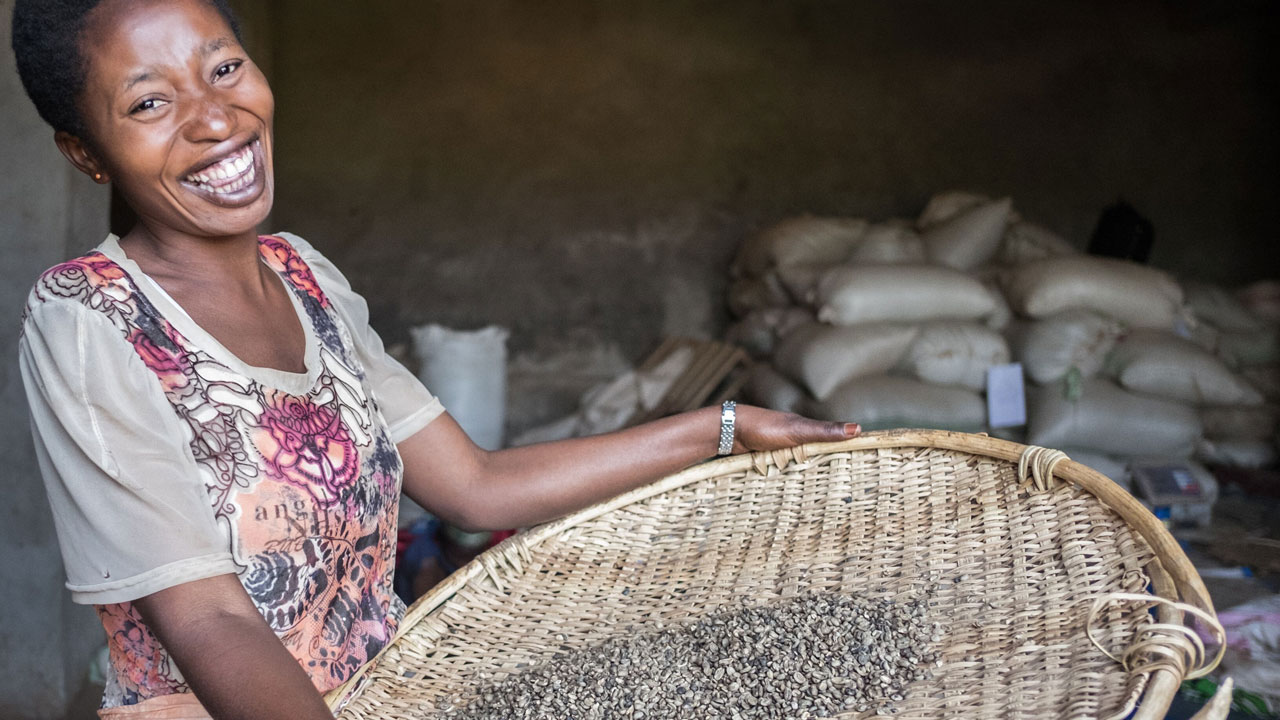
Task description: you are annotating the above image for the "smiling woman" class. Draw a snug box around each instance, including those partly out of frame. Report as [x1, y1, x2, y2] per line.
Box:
[10, 1, 858, 719]
[58, 0, 275, 240]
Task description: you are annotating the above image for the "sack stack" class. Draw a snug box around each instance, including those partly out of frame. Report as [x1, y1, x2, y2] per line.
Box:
[726, 190, 1277, 477]
[999, 254, 1206, 469]
[733, 194, 1016, 432]
[1182, 282, 1280, 468]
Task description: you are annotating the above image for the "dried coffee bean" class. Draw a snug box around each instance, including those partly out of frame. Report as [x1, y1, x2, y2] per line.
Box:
[437, 592, 940, 720]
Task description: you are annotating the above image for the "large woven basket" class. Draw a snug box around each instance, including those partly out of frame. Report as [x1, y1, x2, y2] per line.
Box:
[326, 430, 1226, 719]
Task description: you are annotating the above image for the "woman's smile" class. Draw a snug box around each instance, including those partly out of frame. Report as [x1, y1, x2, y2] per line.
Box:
[180, 137, 268, 207]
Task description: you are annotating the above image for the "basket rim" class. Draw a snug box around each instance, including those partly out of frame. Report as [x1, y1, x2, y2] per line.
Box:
[326, 428, 1217, 719]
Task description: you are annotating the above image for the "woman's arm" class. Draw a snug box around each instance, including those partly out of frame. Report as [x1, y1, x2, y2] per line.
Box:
[134, 574, 336, 720]
[398, 405, 858, 531]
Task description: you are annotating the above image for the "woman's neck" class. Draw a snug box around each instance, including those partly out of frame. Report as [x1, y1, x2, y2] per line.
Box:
[119, 223, 267, 293]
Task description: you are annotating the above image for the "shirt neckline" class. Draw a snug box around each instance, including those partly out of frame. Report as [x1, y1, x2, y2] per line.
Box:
[96, 233, 322, 394]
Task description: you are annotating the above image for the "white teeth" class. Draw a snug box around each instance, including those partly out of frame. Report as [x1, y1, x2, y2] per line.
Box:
[206, 162, 256, 194]
[185, 144, 256, 188]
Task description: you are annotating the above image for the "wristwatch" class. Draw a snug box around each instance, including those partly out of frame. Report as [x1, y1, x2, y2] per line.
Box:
[717, 400, 737, 456]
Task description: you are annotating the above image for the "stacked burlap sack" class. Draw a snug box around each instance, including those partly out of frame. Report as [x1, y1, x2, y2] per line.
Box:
[1181, 281, 1280, 468]
[1001, 252, 1279, 472]
[728, 190, 1278, 479]
[731, 191, 1022, 433]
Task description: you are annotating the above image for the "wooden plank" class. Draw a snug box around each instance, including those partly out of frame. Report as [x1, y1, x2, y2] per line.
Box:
[626, 338, 752, 426]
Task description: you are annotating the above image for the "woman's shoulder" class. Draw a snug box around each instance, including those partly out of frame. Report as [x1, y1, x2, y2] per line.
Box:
[260, 231, 356, 297]
[23, 244, 137, 328]
[19, 250, 145, 378]
[29, 248, 129, 302]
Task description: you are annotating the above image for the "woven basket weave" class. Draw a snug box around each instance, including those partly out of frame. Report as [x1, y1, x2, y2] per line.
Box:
[326, 430, 1224, 719]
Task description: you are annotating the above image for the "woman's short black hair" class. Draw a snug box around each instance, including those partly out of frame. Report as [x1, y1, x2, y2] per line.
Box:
[11, 0, 242, 138]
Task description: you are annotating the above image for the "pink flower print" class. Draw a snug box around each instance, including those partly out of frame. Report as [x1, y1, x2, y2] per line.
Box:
[259, 236, 329, 307]
[37, 253, 124, 300]
[252, 390, 359, 506]
[97, 604, 186, 698]
[127, 328, 190, 392]
[80, 253, 128, 284]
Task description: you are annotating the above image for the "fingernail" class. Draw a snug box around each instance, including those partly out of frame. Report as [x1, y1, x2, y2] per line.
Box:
[844, 423, 861, 436]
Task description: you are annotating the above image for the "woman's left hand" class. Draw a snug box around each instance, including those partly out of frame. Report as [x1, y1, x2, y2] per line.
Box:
[731, 404, 861, 454]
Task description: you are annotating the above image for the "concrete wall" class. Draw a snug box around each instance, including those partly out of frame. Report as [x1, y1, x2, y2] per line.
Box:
[0, 1, 112, 716]
[265, 0, 1278, 401]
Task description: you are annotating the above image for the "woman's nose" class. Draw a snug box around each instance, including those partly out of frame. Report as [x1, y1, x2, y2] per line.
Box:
[181, 93, 236, 143]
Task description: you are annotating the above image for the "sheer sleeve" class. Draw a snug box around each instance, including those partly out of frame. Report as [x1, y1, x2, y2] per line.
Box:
[19, 299, 237, 604]
[277, 232, 445, 443]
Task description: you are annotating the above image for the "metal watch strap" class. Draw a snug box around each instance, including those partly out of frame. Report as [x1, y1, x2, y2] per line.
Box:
[717, 400, 737, 456]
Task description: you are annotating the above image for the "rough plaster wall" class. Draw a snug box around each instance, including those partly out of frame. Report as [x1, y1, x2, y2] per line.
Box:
[0, 1, 112, 716]
[268, 0, 1278, 382]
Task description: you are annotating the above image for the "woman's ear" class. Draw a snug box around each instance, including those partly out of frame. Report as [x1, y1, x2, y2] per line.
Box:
[54, 131, 108, 184]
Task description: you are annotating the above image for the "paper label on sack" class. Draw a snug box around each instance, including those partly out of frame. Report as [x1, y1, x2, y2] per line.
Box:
[986, 363, 1027, 428]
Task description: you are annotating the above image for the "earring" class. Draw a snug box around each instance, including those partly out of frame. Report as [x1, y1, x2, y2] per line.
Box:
[93, 173, 103, 182]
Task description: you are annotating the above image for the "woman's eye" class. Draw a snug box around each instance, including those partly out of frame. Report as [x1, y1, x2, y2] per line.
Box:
[130, 98, 165, 114]
[215, 61, 243, 80]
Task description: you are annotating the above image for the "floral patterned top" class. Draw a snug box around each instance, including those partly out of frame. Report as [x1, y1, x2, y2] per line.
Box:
[19, 233, 443, 713]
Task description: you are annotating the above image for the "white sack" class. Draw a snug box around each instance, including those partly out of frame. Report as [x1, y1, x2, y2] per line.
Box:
[1108, 330, 1264, 406]
[733, 216, 867, 277]
[725, 307, 813, 358]
[917, 190, 1015, 230]
[1027, 379, 1201, 458]
[742, 364, 808, 414]
[1185, 282, 1265, 332]
[1201, 405, 1279, 441]
[897, 322, 1010, 391]
[1196, 439, 1278, 469]
[815, 264, 997, 326]
[921, 197, 1013, 270]
[1184, 320, 1220, 354]
[1009, 311, 1125, 385]
[727, 272, 791, 318]
[1217, 326, 1280, 368]
[1001, 256, 1184, 329]
[578, 347, 693, 436]
[774, 225, 926, 304]
[803, 375, 987, 432]
[509, 348, 693, 446]
[998, 222, 1077, 265]
[774, 264, 825, 305]
[412, 324, 509, 450]
[773, 323, 919, 400]
[983, 282, 1012, 330]
[849, 221, 927, 264]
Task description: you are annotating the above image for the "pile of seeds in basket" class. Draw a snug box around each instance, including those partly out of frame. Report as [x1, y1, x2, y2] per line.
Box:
[435, 593, 940, 719]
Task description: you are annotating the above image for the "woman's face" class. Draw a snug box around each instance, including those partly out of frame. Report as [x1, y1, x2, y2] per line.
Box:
[72, 0, 275, 240]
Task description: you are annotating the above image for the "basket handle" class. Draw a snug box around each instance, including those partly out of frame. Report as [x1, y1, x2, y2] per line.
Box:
[1087, 592, 1227, 720]
[1086, 592, 1226, 680]
[1017, 445, 1069, 493]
